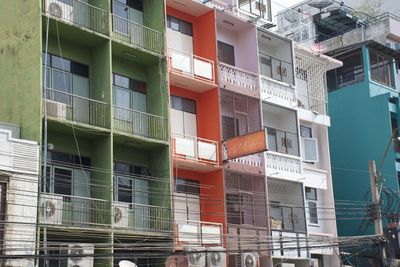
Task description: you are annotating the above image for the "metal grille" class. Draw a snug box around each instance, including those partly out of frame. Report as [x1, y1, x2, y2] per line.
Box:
[295, 50, 328, 115]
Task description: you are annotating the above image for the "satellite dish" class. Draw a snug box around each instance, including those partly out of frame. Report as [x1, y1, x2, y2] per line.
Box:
[310, 42, 327, 53]
[119, 260, 137, 267]
[307, 1, 334, 11]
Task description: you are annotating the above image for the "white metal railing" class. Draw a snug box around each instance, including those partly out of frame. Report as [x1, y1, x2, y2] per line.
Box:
[43, 0, 109, 35]
[168, 48, 215, 83]
[112, 14, 163, 55]
[112, 202, 172, 231]
[231, 153, 263, 167]
[113, 105, 167, 141]
[260, 76, 296, 105]
[175, 219, 223, 246]
[265, 151, 302, 174]
[219, 63, 258, 91]
[39, 193, 111, 227]
[172, 132, 218, 166]
[43, 88, 109, 128]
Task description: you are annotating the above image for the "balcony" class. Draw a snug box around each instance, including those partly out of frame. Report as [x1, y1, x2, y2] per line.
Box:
[265, 151, 301, 176]
[43, 88, 110, 129]
[113, 106, 168, 142]
[260, 76, 296, 107]
[269, 204, 306, 232]
[218, 63, 259, 98]
[175, 220, 223, 247]
[42, 0, 109, 35]
[172, 133, 219, 172]
[112, 202, 172, 232]
[271, 230, 308, 259]
[39, 193, 111, 228]
[112, 14, 164, 56]
[168, 48, 216, 92]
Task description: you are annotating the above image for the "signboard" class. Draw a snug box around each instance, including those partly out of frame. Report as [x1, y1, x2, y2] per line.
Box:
[222, 129, 268, 161]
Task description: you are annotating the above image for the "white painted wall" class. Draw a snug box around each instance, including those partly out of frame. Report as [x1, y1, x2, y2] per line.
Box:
[0, 130, 39, 267]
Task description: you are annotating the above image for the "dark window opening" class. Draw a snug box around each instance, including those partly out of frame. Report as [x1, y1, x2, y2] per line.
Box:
[171, 95, 196, 114]
[175, 178, 200, 195]
[327, 49, 364, 91]
[218, 41, 235, 66]
[369, 49, 395, 88]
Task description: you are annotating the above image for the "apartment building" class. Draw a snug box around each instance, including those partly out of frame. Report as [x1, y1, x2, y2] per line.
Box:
[0, 1, 171, 266]
[276, 1, 400, 266]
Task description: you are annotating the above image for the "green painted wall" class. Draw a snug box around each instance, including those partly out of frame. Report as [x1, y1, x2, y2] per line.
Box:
[113, 143, 150, 167]
[328, 47, 399, 236]
[143, 0, 166, 34]
[0, 0, 42, 142]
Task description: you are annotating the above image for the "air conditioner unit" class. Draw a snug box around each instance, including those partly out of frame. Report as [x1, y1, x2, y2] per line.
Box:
[46, 0, 73, 21]
[39, 194, 63, 225]
[113, 202, 131, 228]
[310, 259, 319, 267]
[276, 264, 295, 267]
[241, 253, 258, 267]
[67, 243, 94, 267]
[185, 246, 206, 267]
[45, 100, 68, 119]
[206, 247, 226, 267]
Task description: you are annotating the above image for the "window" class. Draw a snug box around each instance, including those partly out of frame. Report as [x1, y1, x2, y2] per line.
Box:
[221, 90, 261, 140]
[369, 49, 395, 88]
[171, 95, 197, 137]
[175, 178, 200, 195]
[327, 49, 364, 91]
[305, 187, 318, 225]
[42, 53, 89, 104]
[225, 171, 267, 227]
[263, 103, 299, 156]
[258, 31, 294, 85]
[174, 178, 200, 222]
[218, 41, 235, 66]
[300, 126, 318, 163]
[113, 162, 150, 204]
[42, 151, 91, 196]
[167, 16, 193, 36]
[113, 73, 147, 112]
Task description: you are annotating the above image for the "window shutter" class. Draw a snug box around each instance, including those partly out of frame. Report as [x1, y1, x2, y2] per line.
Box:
[302, 138, 318, 162]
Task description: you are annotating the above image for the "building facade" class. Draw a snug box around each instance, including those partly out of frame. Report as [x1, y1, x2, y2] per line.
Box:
[0, 0, 342, 266]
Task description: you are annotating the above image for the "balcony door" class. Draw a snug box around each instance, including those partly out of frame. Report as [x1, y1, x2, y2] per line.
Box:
[113, 0, 144, 33]
[174, 179, 200, 223]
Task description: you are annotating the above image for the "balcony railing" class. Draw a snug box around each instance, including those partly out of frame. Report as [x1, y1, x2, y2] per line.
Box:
[113, 106, 167, 141]
[112, 202, 172, 232]
[43, 88, 110, 128]
[218, 63, 258, 91]
[172, 132, 218, 166]
[231, 153, 263, 167]
[265, 151, 302, 175]
[43, 0, 109, 35]
[175, 220, 223, 246]
[270, 204, 306, 232]
[261, 76, 296, 106]
[39, 193, 111, 227]
[112, 14, 163, 55]
[168, 48, 215, 84]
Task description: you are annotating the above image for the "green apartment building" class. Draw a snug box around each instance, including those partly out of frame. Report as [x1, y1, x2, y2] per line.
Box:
[0, 0, 172, 266]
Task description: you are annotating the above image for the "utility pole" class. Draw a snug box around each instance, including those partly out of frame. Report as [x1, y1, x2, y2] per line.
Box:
[369, 160, 387, 266]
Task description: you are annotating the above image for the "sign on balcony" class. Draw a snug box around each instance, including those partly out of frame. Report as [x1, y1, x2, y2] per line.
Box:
[223, 129, 268, 161]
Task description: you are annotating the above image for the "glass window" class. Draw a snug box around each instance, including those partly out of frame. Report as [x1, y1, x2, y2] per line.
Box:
[175, 178, 199, 195]
[51, 55, 70, 72]
[167, 16, 193, 36]
[52, 69, 71, 93]
[369, 49, 395, 88]
[305, 187, 318, 224]
[218, 41, 235, 66]
[171, 95, 196, 114]
[300, 126, 312, 138]
[71, 62, 89, 78]
[53, 167, 72, 195]
[117, 176, 133, 203]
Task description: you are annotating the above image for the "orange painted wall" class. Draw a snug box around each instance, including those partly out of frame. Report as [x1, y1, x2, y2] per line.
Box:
[170, 86, 222, 164]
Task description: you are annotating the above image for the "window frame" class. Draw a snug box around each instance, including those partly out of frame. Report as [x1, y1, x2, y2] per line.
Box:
[305, 187, 319, 225]
[167, 15, 193, 37]
[369, 49, 395, 88]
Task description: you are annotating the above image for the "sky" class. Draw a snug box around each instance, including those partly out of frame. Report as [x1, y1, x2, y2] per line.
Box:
[272, 0, 304, 15]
